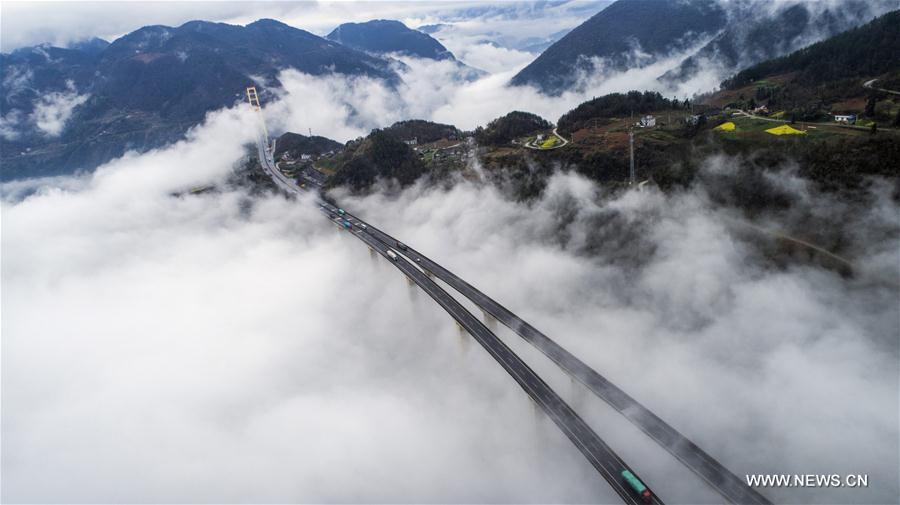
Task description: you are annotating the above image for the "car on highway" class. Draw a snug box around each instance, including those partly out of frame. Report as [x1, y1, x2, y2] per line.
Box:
[342, 220, 352, 229]
[396, 241, 408, 251]
[386, 250, 399, 261]
[337, 208, 346, 216]
[621, 470, 652, 504]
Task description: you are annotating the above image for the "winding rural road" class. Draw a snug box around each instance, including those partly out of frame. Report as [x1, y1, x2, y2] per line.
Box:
[864, 78, 900, 96]
[524, 128, 569, 150]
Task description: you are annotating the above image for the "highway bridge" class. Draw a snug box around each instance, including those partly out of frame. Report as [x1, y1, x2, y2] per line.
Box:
[326, 208, 663, 505]
[342, 216, 771, 505]
[246, 88, 770, 504]
[251, 122, 661, 504]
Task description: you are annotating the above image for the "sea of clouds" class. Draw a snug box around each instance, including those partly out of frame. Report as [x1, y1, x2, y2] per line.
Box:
[3, 70, 898, 503]
[2, 1, 899, 503]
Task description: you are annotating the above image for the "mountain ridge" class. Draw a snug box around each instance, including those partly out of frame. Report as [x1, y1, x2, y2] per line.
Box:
[327, 19, 455, 61]
[1, 18, 401, 181]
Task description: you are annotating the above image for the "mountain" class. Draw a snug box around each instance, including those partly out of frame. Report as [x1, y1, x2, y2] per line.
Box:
[510, 0, 727, 94]
[68, 37, 110, 55]
[474, 111, 551, 146]
[721, 10, 900, 91]
[662, 0, 891, 88]
[383, 119, 460, 144]
[0, 19, 400, 181]
[327, 129, 426, 191]
[274, 132, 343, 158]
[557, 91, 681, 135]
[327, 20, 455, 61]
[712, 10, 900, 123]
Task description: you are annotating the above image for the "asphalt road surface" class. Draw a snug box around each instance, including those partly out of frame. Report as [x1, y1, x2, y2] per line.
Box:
[331, 208, 771, 505]
[319, 204, 663, 505]
[253, 136, 757, 504]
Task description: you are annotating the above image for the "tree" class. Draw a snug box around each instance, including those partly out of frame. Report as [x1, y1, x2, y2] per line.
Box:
[870, 122, 877, 135]
[893, 109, 900, 127]
[865, 95, 878, 117]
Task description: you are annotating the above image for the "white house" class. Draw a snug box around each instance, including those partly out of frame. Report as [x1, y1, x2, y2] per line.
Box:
[639, 115, 656, 127]
[300, 154, 312, 161]
[834, 114, 856, 124]
[404, 137, 418, 146]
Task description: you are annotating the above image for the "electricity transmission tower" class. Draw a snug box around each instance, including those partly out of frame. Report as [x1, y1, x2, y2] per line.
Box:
[629, 128, 635, 185]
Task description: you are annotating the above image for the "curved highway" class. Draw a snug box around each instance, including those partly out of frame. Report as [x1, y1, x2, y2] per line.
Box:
[254, 135, 764, 504]
[256, 138, 662, 504]
[333, 210, 771, 505]
[320, 206, 663, 505]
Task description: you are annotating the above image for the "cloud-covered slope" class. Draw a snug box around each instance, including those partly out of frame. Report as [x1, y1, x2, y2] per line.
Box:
[327, 19, 456, 61]
[510, 0, 727, 95]
[0, 19, 399, 181]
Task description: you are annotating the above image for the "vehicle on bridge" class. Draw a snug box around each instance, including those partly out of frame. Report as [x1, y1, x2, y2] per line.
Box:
[342, 220, 352, 229]
[396, 241, 408, 251]
[386, 250, 399, 261]
[337, 208, 346, 216]
[621, 470, 652, 503]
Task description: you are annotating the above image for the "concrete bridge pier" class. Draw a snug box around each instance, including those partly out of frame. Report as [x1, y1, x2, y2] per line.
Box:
[482, 310, 497, 331]
[369, 247, 377, 260]
[570, 376, 586, 407]
[530, 397, 544, 424]
[406, 276, 418, 301]
[455, 321, 469, 353]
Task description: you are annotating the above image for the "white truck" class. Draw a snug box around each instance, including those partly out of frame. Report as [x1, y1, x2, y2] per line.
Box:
[386, 250, 399, 261]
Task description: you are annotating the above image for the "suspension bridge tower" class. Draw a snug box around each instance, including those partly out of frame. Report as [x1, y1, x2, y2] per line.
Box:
[245, 86, 272, 152]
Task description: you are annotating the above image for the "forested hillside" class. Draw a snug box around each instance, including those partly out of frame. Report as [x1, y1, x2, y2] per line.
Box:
[327, 129, 425, 191]
[274, 133, 343, 157]
[722, 10, 900, 90]
[474, 111, 551, 146]
[384, 119, 460, 144]
[557, 91, 682, 134]
[326, 19, 455, 60]
[510, 0, 726, 94]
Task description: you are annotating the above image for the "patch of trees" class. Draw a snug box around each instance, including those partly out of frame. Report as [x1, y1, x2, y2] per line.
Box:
[510, 0, 726, 94]
[798, 136, 900, 194]
[384, 119, 460, 144]
[722, 10, 900, 90]
[474, 111, 552, 146]
[327, 129, 425, 191]
[274, 132, 342, 157]
[556, 91, 682, 134]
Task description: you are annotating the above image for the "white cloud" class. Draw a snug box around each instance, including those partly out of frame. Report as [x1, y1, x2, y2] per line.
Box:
[0, 109, 24, 140]
[2, 64, 33, 97]
[262, 43, 714, 141]
[0, 108, 615, 504]
[30, 80, 90, 137]
[0, 1, 608, 52]
[2, 3, 898, 502]
[2, 93, 898, 502]
[447, 40, 536, 74]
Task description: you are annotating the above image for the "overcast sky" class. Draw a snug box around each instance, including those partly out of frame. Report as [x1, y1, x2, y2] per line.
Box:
[0, 0, 610, 52]
[2, 2, 898, 502]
